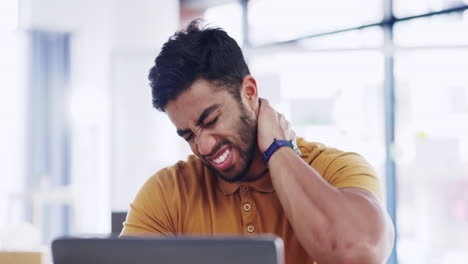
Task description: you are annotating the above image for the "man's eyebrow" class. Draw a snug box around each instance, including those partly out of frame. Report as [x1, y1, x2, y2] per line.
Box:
[176, 104, 221, 137]
[177, 128, 192, 137]
[196, 104, 221, 127]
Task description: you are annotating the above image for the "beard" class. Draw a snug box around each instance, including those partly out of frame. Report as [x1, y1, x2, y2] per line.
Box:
[202, 102, 257, 182]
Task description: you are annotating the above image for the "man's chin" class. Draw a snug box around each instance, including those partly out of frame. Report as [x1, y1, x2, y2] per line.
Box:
[204, 163, 246, 182]
[216, 170, 246, 182]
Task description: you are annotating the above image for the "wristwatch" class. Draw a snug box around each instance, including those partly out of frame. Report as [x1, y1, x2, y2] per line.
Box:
[263, 138, 294, 163]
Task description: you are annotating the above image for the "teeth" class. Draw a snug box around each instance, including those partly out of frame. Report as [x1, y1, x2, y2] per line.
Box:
[213, 149, 230, 164]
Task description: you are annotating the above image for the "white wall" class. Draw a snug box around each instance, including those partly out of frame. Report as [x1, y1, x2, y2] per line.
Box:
[109, 0, 183, 211]
[21, 0, 114, 234]
[21, 0, 181, 233]
[0, 27, 26, 229]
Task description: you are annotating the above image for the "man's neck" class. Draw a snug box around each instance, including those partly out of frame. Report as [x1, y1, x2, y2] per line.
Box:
[244, 149, 268, 182]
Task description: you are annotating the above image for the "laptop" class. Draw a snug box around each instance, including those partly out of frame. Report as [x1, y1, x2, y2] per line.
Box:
[52, 236, 284, 264]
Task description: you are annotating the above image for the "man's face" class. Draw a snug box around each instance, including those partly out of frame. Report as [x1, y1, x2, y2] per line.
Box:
[166, 78, 257, 182]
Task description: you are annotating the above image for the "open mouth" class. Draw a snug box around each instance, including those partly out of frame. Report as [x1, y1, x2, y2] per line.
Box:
[209, 146, 233, 171]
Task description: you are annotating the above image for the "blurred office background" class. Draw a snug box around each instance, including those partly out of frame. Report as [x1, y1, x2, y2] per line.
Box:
[1, 0, 467, 263]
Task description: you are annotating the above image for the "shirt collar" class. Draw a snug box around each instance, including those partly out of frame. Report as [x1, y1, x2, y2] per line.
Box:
[217, 170, 274, 195]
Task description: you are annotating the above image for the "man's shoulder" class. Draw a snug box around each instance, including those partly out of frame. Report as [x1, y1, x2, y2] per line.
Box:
[296, 137, 359, 170]
[149, 155, 211, 190]
[297, 137, 342, 162]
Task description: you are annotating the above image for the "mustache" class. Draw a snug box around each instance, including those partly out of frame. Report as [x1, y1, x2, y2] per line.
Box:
[203, 140, 232, 160]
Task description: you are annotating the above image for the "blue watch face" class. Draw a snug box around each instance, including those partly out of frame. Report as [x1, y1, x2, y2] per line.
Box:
[277, 140, 292, 147]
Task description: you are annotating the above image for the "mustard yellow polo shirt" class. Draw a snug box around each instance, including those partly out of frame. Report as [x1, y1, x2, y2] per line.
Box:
[121, 138, 382, 264]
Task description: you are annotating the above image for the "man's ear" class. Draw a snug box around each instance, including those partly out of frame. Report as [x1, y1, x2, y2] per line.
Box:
[240, 75, 259, 113]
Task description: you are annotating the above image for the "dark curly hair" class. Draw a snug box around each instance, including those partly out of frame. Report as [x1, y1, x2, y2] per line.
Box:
[149, 19, 250, 112]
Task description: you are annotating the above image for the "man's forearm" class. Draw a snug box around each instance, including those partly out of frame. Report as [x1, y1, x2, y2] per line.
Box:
[268, 147, 393, 264]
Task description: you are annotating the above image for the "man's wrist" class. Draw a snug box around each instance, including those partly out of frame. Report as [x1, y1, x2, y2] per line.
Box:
[267, 146, 295, 164]
[263, 138, 294, 163]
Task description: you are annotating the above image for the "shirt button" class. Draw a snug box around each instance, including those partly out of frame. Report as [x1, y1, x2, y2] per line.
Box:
[243, 203, 252, 212]
[241, 185, 250, 192]
[247, 225, 255, 233]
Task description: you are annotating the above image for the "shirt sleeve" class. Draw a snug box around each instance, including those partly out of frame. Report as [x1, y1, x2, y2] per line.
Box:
[120, 170, 176, 237]
[315, 149, 383, 201]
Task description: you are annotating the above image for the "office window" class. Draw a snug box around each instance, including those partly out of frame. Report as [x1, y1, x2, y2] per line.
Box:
[204, 2, 243, 45]
[25, 30, 72, 244]
[394, 0, 467, 18]
[298, 27, 383, 50]
[394, 12, 468, 47]
[394, 15, 468, 261]
[248, 0, 383, 46]
[247, 1, 468, 263]
[250, 49, 386, 193]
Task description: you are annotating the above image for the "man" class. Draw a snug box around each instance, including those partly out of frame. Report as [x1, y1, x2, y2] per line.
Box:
[121, 20, 394, 264]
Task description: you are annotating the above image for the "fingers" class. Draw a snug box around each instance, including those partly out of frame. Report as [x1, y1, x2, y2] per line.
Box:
[259, 97, 269, 104]
[278, 112, 296, 142]
[258, 98, 293, 137]
[257, 98, 268, 117]
[279, 113, 287, 129]
[258, 98, 271, 111]
[256, 97, 299, 153]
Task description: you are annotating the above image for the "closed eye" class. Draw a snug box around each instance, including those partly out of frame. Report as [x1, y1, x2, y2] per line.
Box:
[184, 133, 194, 141]
[182, 115, 219, 142]
[204, 116, 219, 128]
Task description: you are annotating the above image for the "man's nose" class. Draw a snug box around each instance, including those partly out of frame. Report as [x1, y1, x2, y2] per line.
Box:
[196, 133, 216, 156]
